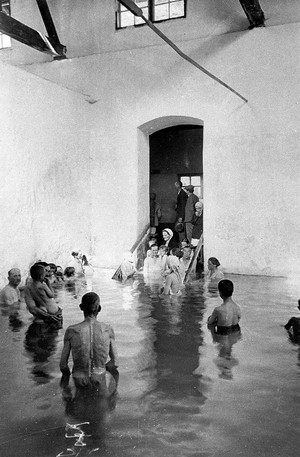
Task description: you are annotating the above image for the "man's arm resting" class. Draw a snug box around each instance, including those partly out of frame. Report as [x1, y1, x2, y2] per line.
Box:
[25, 287, 50, 317]
[207, 309, 218, 326]
[108, 328, 119, 368]
[284, 318, 293, 331]
[60, 336, 71, 376]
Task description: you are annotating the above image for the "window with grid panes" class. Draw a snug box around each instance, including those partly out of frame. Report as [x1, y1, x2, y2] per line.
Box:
[116, 0, 186, 29]
[180, 174, 203, 199]
[0, 0, 11, 49]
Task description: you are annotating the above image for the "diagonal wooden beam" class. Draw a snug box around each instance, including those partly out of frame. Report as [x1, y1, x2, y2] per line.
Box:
[119, 0, 248, 103]
[0, 11, 66, 58]
[35, 0, 65, 52]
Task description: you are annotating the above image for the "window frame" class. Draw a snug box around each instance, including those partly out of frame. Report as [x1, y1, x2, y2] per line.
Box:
[0, 0, 11, 50]
[179, 173, 203, 199]
[116, 0, 187, 30]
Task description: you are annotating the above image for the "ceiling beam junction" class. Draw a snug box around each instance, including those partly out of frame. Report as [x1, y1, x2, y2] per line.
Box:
[0, 3, 66, 59]
[35, 0, 66, 58]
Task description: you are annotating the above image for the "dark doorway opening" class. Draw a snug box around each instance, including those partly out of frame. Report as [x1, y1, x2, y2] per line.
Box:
[149, 124, 203, 244]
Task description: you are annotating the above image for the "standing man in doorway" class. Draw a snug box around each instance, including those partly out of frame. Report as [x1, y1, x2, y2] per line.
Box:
[184, 185, 199, 243]
[174, 181, 188, 242]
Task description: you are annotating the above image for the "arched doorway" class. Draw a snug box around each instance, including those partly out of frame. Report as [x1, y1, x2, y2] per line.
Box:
[138, 115, 203, 233]
[145, 122, 203, 246]
[149, 123, 203, 240]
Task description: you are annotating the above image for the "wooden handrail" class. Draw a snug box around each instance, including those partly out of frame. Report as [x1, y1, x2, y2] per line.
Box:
[112, 224, 150, 280]
[183, 234, 203, 283]
[129, 223, 150, 253]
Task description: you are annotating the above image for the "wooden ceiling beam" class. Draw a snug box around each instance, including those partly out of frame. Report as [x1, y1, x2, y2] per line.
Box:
[35, 0, 65, 53]
[0, 11, 66, 59]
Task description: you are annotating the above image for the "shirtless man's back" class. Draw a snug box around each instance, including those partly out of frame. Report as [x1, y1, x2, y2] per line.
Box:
[60, 292, 118, 390]
[207, 279, 241, 333]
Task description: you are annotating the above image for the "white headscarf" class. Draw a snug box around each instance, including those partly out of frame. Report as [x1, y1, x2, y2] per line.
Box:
[163, 228, 173, 246]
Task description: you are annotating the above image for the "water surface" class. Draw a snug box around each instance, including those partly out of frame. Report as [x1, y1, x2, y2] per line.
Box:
[0, 271, 299, 456]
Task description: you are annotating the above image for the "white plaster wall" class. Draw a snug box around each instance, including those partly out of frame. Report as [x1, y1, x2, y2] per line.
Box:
[0, 62, 91, 286]
[0, 2, 299, 276]
[1, 0, 300, 65]
[88, 22, 300, 275]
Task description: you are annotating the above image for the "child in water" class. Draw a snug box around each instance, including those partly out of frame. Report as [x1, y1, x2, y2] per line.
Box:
[161, 255, 183, 296]
[29, 264, 61, 315]
[284, 299, 300, 341]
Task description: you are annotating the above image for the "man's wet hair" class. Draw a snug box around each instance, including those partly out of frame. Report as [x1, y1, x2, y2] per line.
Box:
[159, 245, 168, 251]
[64, 267, 75, 277]
[36, 261, 48, 267]
[208, 257, 220, 267]
[80, 292, 101, 315]
[218, 279, 234, 298]
[171, 247, 183, 258]
[30, 264, 45, 281]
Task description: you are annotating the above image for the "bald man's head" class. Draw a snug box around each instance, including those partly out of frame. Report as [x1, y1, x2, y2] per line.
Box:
[8, 268, 21, 287]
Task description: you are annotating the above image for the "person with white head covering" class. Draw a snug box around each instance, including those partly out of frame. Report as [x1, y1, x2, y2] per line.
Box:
[162, 228, 177, 252]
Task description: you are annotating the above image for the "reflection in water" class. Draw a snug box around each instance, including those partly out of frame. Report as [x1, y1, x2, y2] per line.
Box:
[24, 320, 59, 384]
[209, 327, 242, 380]
[58, 371, 119, 455]
[286, 333, 300, 370]
[137, 276, 208, 418]
[1, 302, 24, 332]
[1, 272, 300, 457]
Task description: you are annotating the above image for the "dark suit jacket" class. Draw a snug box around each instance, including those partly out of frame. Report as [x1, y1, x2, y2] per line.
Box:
[176, 189, 188, 220]
[164, 238, 178, 253]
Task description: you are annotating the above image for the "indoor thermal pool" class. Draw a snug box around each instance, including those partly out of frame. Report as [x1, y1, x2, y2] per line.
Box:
[0, 270, 299, 457]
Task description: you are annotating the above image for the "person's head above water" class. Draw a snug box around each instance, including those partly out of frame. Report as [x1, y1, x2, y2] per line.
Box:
[8, 268, 21, 287]
[150, 244, 159, 257]
[208, 257, 220, 268]
[218, 279, 234, 298]
[64, 266, 75, 278]
[30, 264, 45, 282]
[79, 292, 101, 317]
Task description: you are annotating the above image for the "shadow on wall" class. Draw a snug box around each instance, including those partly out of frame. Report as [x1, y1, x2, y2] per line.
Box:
[202, 0, 251, 30]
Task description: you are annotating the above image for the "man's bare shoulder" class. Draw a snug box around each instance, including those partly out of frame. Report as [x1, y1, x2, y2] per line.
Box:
[96, 321, 114, 332]
[0, 285, 19, 305]
[231, 300, 241, 310]
[213, 304, 223, 313]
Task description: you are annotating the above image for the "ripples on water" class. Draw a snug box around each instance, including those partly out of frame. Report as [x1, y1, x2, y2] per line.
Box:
[0, 270, 299, 457]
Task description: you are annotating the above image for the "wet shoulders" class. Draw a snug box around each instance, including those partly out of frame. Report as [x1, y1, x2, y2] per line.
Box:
[96, 321, 114, 332]
[65, 321, 86, 333]
[231, 301, 241, 313]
